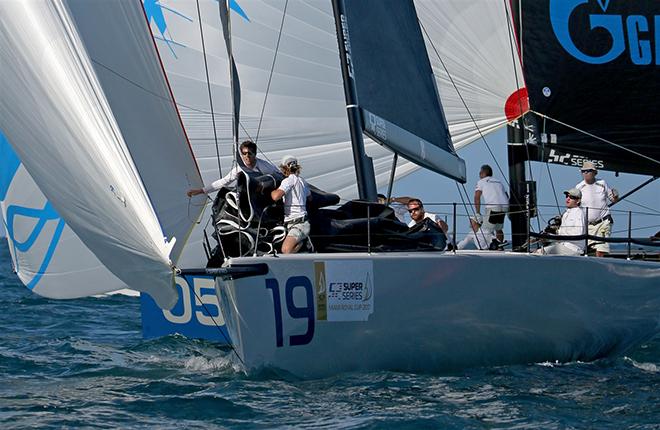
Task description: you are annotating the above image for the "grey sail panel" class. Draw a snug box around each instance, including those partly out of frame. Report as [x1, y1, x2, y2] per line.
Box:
[65, 0, 204, 263]
[341, 0, 466, 182]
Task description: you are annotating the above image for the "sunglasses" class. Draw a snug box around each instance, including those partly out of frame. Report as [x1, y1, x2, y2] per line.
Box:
[241, 151, 255, 156]
[565, 195, 579, 200]
[408, 207, 422, 213]
[581, 169, 595, 173]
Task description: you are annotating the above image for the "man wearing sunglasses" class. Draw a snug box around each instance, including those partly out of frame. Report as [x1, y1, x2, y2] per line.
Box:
[575, 161, 619, 257]
[186, 140, 279, 197]
[537, 188, 586, 255]
[406, 199, 448, 232]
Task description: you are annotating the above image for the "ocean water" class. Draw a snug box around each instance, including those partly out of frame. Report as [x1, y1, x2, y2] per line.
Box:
[1, 242, 659, 429]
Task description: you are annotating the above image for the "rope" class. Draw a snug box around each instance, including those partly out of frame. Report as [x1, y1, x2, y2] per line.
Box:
[254, 0, 289, 146]
[196, 0, 222, 177]
[419, 21, 512, 192]
[531, 110, 660, 168]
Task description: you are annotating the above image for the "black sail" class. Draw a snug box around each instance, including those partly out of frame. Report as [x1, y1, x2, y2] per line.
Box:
[339, 0, 466, 183]
[512, 0, 660, 175]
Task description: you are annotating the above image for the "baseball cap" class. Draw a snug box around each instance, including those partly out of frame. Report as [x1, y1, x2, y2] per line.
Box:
[580, 161, 597, 172]
[563, 188, 582, 199]
[280, 155, 298, 167]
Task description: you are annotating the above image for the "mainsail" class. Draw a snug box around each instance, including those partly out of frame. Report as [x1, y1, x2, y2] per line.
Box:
[338, 0, 466, 183]
[0, 1, 203, 308]
[511, 0, 660, 175]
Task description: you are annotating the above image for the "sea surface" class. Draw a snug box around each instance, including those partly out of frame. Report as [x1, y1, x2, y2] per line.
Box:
[0, 242, 659, 429]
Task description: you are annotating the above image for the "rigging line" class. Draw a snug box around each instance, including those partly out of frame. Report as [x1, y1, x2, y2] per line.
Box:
[254, 0, 290, 145]
[545, 163, 561, 216]
[540, 116, 561, 217]
[619, 198, 660, 215]
[189, 286, 245, 367]
[531, 110, 660, 167]
[418, 21, 522, 208]
[196, 0, 223, 177]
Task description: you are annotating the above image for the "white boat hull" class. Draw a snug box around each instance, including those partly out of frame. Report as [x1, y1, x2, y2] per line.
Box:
[215, 252, 660, 377]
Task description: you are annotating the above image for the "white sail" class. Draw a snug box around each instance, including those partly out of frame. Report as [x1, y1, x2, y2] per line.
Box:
[416, 0, 526, 149]
[150, 0, 420, 203]
[1, 134, 125, 297]
[0, 1, 203, 309]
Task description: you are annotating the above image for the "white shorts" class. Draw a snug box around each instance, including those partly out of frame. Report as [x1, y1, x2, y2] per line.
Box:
[538, 242, 582, 256]
[483, 206, 507, 232]
[588, 219, 612, 253]
[286, 219, 310, 242]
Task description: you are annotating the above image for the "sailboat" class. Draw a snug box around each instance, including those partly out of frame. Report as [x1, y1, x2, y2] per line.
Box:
[0, 0, 520, 339]
[206, 0, 660, 376]
[1, 0, 658, 377]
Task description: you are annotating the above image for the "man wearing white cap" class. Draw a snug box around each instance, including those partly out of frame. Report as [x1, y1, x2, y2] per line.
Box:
[186, 140, 279, 197]
[575, 161, 619, 257]
[537, 188, 586, 255]
[271, 155, 311, 254]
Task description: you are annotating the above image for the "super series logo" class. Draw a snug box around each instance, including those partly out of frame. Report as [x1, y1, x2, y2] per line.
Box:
[550, 0, 659, 65]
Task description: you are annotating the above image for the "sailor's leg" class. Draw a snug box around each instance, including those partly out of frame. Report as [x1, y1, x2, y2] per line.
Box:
[589, 220, 611, 257]
[282, 221, 311, 254]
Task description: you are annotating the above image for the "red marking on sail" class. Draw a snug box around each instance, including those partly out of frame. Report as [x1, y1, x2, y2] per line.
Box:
[504, 87, 529, 121]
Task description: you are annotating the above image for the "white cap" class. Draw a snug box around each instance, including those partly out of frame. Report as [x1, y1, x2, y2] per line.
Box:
[580, 161, 597, 172]
[281, 155, 298, 166]
[563, 188, 582, 199]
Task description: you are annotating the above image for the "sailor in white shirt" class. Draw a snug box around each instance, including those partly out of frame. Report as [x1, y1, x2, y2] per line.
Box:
[474, 164, 509, 242]
[187, 140, 279, 196]
[537, 188, 587, 256]
[271, 155, 311, 254]
[575, 161, 618, 257]
[406, 198, 449, 232]
[457, 216, 495, 250]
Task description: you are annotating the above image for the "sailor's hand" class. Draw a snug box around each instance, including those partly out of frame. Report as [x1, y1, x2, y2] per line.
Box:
[437, 219, 449, 234]
[474, 213, 483, 225]
[609, 188, 619, 201]
[187, 188, 204, 197]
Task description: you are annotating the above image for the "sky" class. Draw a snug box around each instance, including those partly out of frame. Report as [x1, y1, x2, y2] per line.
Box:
[385, 128, 660, 241]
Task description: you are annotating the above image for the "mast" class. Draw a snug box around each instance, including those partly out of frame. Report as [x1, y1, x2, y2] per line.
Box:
[331, 0, 378, 202]
[507, 120, 529, 251]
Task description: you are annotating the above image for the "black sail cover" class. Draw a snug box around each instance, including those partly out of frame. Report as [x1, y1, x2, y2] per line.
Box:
[340, 0, 466, 183]
[512, 0, 660, 175]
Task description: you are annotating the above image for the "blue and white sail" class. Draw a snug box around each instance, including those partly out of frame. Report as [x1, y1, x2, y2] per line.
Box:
[0, 1, 204, 309]
[1, 134, 126, 297]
